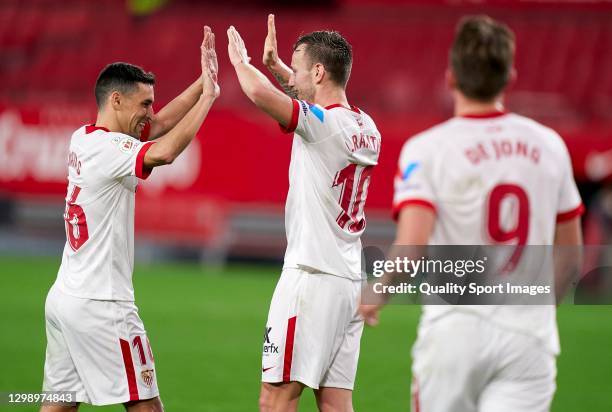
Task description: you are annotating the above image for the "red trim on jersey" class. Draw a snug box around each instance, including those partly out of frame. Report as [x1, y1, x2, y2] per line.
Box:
[557, 204, 585, 223]
[394, 167, 403, 180]
[460, 111, 507, 119]
[412, 376, 420, 412]
[85, 124, 110, 134]
[325, 103, 361, 114]
[279, 100, 300, 134]
[135, 142, 155, 180]
[283, 316, 297, 382]
[392, 199, 437, 221]
[120, 339, 140, 401]
[140, 121, 151, 142]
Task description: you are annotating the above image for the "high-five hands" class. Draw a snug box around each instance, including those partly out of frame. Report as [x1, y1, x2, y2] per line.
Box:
[225, 20, 294, 127]
[263, 14, 279, 69]
[227, 26, 251, 67]
[201, 26, 220, 99]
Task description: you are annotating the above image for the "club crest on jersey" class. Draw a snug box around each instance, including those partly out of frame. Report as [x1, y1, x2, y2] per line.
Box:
[113, 137, 139, 154]
[121, 138, 135, 153]
[141, 369, 155, 388]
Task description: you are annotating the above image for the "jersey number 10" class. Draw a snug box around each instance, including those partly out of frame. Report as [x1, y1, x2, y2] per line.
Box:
[333, 163, 374, 233]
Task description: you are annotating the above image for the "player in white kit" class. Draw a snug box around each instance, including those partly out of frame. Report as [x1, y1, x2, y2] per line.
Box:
[360, 16, 584, 412]
[41, 27, 220, 411]
[227, 15, 381, 411]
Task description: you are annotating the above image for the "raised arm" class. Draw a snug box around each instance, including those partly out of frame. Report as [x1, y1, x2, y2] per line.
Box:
[147, 78, 202, 140]
[144, 26, 220, 168]
[262, 14, 294, 97]
[227, 25, 294, 128]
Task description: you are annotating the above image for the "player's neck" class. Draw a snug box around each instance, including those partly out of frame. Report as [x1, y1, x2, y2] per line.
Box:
[454, 94, 505, 117]
[94, 111, 121, 133]
[313, 87, 349, 108]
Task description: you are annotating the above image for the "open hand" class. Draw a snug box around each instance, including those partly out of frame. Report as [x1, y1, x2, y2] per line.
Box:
[227, 25, 251, 67]
[263, 14, 279, 68]
[201, 26, 220, 99]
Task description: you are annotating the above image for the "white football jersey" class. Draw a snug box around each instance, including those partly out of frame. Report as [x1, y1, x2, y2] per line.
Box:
[393, 112, 583, 354]
[55, 125, 155, 301]
[281, 100, 382, 280]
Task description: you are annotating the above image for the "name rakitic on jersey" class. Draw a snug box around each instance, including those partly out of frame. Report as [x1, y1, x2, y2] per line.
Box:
[344, 133, 381, 154]
[465, 139, 541, 165]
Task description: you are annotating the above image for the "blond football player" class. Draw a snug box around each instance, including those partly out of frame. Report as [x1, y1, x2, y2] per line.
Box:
[228, 15, 381, 412]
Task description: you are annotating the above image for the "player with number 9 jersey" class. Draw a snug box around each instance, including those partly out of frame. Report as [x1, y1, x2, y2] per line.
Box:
[393, 110, 583, 353]
[366, 16, 585, 412]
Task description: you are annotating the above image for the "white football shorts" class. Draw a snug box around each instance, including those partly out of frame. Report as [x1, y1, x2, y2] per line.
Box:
[411, 311, 556, 412]
[261, 267, 364, 390]
[43, 283, 159, 405]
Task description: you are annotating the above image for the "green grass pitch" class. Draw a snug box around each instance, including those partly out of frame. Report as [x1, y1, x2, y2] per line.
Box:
[0, 256, 610, 411]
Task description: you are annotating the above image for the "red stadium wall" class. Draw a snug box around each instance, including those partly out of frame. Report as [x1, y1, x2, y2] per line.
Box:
[0, 104, 609, 207]
[0, 105, 398, 210]
[3, 1, 612, 124]
[1, 1, 611, 224]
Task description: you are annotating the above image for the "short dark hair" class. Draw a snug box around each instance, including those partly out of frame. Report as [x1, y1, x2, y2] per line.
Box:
[94, 62, 155, 107]
[294, 31, 352, 88]
[450, 16, 515, 102]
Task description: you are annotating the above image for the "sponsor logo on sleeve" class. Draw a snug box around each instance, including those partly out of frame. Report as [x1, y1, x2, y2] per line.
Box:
[402, 161, 420, 181]
[308, 103, 325, 123]
[397, 161, 422, 191]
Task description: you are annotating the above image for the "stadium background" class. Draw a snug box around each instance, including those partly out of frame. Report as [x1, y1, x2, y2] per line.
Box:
[0, 0, 611, 410]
